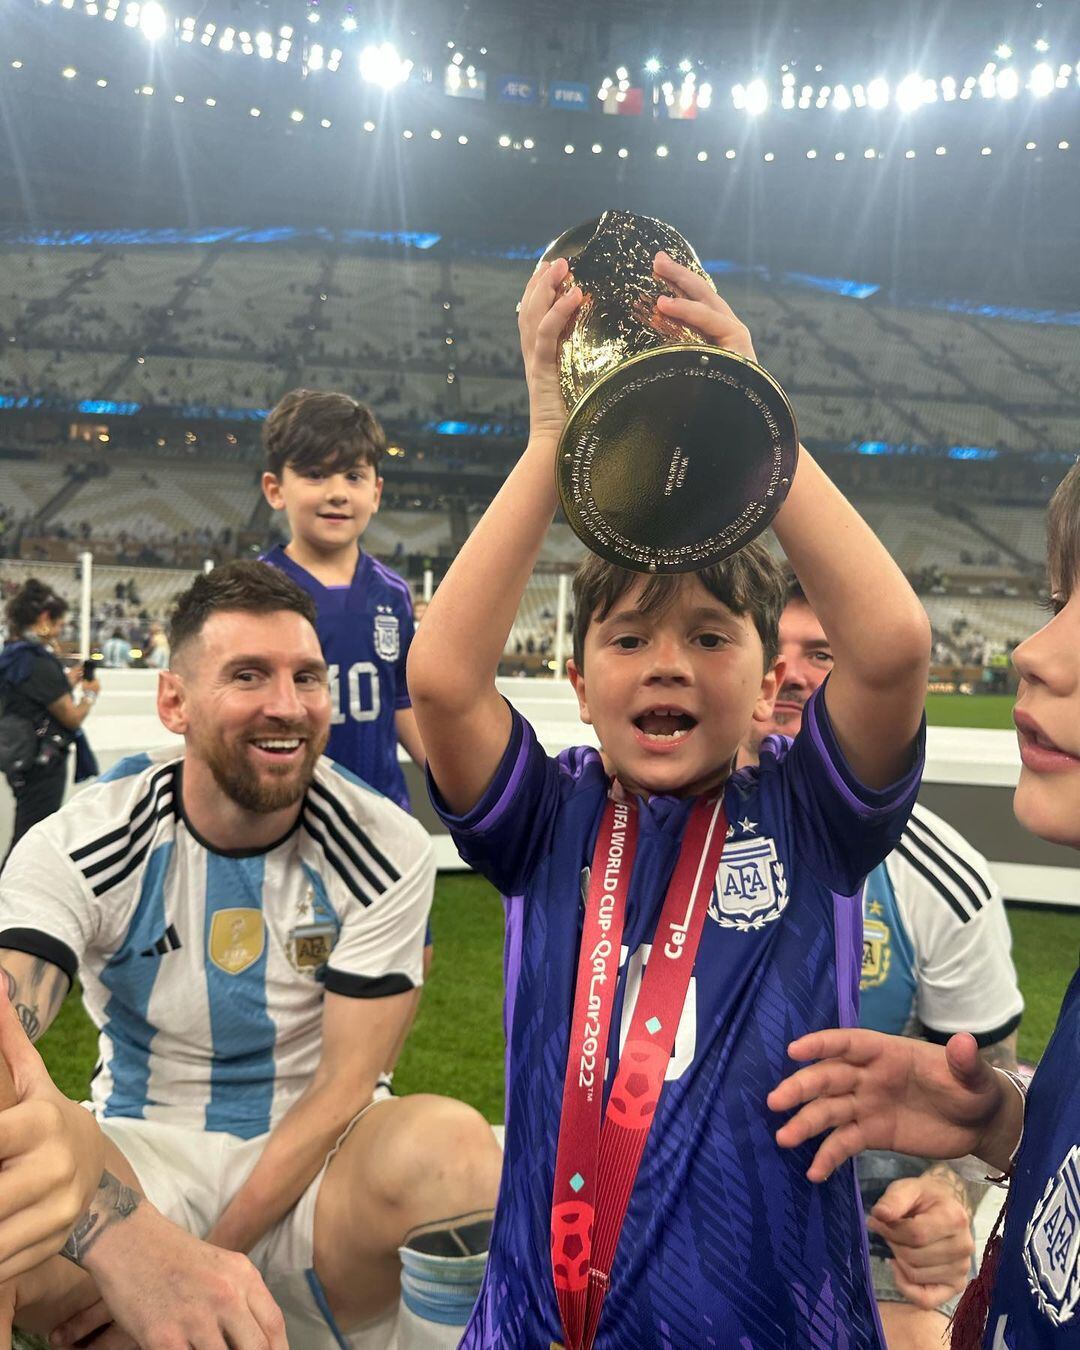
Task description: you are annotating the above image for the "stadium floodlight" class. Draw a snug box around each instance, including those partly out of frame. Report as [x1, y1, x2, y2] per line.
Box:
[1060, 140, 1070, 150]
[430, 128, 441, 139]
[981, 146, 991, 155]
[522, 136, 534, 148]
[941, 76, 957, 100]
[359, 42, 412, 88]
[139, 0, 167, 39]
[458, 134, 468, 144]
[402, 128, 413, 138]
[564, 143, 575, 154]
[697, 150, 708, 161]
[745, 78, 768, 114]
[997, 67, 1019, 98]
[832, 83, 851, 110]
[731, 82, 746, 109]
[864, 147, 876, 158]
[1034, 38, 1049, 53]
[1026, 140, 1037, 149]
[342, 14, 356, 30]
[645, 57, 661, 74]
[591, 142, 602, 153]
[904, 148, 915, 158]
[763, 151, 775, 161]
[616, 66, 628, 81]
[806, 148, 817, 158]
[498, 133, 511, 147]
[362, 118, 375, 131]
[724, 148, 736, 159]
[290, 109, 304, 121]
[618, 147, 629, 158]
[1030, 62, 1054, 96]
[834, 150, 845, 160]
[895, 73, 924, 111]
[679, 59, 692, 73]
[656, 144, 669, 157]
[698, 83, 712, 108]
[62, 66, 77, 78]
[935, 145, 947, 155]
[996, 43, 1013, 60]
[249, 106, 260, 116]
[173, 92, 184, 101]
[307, 44, 324, 70]
[96, 76, 107, 85]
[866, 77, 889, 108]
[321, 118, 331, 127]
[205, 96, 215, 105]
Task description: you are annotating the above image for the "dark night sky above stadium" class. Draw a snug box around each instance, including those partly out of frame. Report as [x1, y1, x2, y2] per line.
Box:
[2, 0, 1078, 306]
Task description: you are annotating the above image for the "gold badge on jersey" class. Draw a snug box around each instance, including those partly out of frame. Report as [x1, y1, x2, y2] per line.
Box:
[209, 908, 266, 975]
[861, 915, 892, 990]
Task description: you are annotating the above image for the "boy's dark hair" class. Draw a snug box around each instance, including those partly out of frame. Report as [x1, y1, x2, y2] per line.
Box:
[262, 388, 387, 479]
[5, 578, 68, 632]
[1047, 458, 1080, 596]
[571, 541, 785, 671]
[168, 561, 317, 660]
[782, 573, 807, 607]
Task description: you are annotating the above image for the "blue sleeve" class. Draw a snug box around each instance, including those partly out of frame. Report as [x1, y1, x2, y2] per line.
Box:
[394, 591, 415, 711]
[779, 680, 925, 895]
[426, 705, 563, 896]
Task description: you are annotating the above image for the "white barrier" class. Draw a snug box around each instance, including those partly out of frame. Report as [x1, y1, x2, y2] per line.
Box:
[1, 672, 1074, 907]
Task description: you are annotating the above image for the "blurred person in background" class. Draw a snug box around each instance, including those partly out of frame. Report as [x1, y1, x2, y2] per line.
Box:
[144, 621, 170, 669]
[102, 628, 131, 669]
[0, 579, 99, 862]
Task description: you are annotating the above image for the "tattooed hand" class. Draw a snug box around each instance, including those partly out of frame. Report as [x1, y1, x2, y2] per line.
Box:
[50, 1202, 288, 1350]
[0, 985, 105, 1282]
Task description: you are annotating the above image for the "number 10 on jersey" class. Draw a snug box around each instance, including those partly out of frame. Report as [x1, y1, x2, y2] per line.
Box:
[328, 662, 381, 724]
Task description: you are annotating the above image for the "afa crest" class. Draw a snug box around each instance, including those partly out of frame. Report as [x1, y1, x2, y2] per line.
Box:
[861, 916, 892, 990]
[1024, 1142, 1080, 1327]
[709, 836, 788, 932]
[208, 908, 265, 975]
[374, 606, 400, 661]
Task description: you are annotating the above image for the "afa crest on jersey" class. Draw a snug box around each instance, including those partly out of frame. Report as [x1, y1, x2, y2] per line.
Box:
[709, 836, 789, 931]
[374, 605, 400, 661]
[861, 916, 893, 990]
[1024, 1142, 1080, 1327]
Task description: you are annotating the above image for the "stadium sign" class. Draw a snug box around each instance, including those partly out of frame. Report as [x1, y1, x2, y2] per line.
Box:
[548, 81, 590, 111]
[498, 75, 538, 105]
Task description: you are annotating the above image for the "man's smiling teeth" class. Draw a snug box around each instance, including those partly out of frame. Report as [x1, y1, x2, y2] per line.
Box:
[253, 738, 301, 751]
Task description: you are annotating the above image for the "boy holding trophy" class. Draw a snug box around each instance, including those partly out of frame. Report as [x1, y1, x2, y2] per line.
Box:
[409, 221, 931, 1348]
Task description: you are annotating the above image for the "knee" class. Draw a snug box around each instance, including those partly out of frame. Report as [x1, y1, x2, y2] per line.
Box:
[374, 1096, 500, 1215]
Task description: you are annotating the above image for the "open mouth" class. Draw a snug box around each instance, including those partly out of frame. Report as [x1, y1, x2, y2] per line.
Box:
[633, 708, 698, 743]
[317, 513, 352, 522]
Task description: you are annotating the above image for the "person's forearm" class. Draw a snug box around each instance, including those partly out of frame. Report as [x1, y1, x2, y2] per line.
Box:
[206, 1076, 372, 1254]
[408, 435, 559, 711]
[771, 448, 930, 685]
[974, 1070, 1026, 1175]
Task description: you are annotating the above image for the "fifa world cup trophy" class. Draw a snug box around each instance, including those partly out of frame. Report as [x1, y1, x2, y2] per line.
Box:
[543, 211, 800, 572]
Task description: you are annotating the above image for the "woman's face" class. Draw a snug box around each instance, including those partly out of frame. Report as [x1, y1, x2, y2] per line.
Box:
[1012, 586, 1080, 848]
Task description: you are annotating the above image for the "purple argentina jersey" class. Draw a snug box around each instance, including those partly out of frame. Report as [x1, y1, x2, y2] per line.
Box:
[432, 684, 924, 1349]
[262, 546, 414, 811]
[986, 963, 1080, 1347]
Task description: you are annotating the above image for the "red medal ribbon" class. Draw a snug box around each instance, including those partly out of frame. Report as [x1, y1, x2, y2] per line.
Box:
[551, 793, 728, 1350]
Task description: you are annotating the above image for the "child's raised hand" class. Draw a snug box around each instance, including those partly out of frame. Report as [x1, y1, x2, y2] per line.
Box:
[652, 251, 759, 364]
[518, 257, 583, 447]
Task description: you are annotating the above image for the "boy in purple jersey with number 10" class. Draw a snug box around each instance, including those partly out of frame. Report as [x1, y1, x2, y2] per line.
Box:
[260, 388, 431, 1091]
[408, 253, 932, 1348]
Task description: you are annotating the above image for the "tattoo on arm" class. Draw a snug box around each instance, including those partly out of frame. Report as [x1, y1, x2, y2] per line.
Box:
[978, 1031, 1020, 1074]
[60, 1171, 141, 1267]
[0, 957, 69, 1043]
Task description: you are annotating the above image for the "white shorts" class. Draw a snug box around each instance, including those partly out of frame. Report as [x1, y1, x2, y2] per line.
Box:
[98, 1102, 397, 1348]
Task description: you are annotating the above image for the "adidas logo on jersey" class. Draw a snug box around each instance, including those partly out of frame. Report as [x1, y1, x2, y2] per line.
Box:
[140, 924, 182, 958]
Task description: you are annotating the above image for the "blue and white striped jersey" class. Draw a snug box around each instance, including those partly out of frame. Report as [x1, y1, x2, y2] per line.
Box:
[0, 749, 434, 1139]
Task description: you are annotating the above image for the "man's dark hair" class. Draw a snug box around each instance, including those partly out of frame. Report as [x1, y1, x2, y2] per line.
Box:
[783, 573, 807, 607]
[168, 561, 317, 660]
[5, 578, 68, 632]
[262, 388, 387, 479]
[571, 541, 786, 671]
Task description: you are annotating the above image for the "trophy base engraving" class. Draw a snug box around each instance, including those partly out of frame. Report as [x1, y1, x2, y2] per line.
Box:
[557, 344, 799, 573]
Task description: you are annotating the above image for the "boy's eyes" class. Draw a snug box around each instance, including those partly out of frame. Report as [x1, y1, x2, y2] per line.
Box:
[609, 632, 728, 650]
